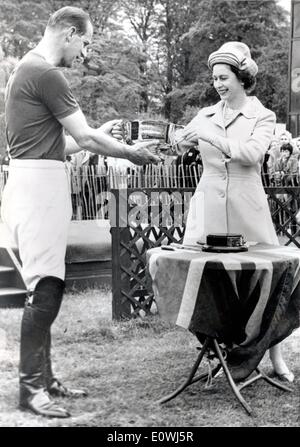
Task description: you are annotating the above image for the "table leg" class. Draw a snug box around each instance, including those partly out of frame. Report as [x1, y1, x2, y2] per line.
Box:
[190, 364, 222, 386]
[157, 336, 291, 415]
[212, 339, 253, 416]
[157, 337, 210, 404]
[238, 368, 293, 393]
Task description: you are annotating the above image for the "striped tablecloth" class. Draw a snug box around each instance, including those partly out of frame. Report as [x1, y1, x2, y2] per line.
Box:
[147, 244, 300, 380]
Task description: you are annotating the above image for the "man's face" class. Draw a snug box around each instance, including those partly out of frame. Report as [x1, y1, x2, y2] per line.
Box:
[60, 21, 93, 68]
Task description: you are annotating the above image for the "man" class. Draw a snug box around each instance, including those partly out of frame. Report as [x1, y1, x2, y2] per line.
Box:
[2, 6, 160, 418]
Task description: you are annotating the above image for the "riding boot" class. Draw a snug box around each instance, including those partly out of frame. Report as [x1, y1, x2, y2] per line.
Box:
[19, 276, 70, 418]
[44, 330, 87, 398]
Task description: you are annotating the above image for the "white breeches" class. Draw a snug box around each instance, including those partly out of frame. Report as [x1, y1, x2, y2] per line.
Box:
[1, 159, 72, 291]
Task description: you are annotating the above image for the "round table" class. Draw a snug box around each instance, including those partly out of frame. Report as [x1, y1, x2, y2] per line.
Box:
[147, 243, 300, 414]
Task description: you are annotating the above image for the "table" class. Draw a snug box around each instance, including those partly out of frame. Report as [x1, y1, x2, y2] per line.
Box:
[147, 243, 300, 414]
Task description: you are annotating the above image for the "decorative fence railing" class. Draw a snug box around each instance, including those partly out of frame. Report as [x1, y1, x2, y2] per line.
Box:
[0, 163, 203, 219]
[68, 165, 109, 220]
[2, 163, 300, 222]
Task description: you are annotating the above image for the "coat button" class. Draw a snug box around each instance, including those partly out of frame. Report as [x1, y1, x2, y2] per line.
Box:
[220, 192, 225, 198]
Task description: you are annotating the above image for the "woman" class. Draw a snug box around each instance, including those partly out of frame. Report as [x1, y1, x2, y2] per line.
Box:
[179, 41, 294, 382]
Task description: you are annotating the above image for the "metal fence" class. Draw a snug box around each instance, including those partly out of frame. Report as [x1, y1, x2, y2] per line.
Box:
[1, 164, 300, 236]
[0, 163, 203, 220]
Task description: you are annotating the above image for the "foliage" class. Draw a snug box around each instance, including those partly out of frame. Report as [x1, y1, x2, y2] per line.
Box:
[172, 0, 290, 122]
[0, 0, 291, 133]
[0, 114, 6, 156]
[0, 1, 50, 58]
[255, 41, 289, 123]
[152, 0, 204, 120]
[64, 30, 150, 125]
[0, 56, 19, 155]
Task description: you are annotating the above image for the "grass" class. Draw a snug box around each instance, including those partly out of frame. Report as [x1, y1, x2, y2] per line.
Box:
[0, 286, 299, 427]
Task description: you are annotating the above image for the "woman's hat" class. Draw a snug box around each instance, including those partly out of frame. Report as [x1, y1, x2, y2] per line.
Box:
[207, 41, 258, 77]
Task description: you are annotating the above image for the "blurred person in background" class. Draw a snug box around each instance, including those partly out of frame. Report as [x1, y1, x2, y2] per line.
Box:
[175, 146, 202, 187]
[279, 130, 293, 148]
[266, 138, 281, 185]
[275, 143, 298, 186]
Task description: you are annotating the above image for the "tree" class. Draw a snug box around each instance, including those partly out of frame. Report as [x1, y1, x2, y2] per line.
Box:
[50, 0, 150, 123]
[118, 0, 204, 120]
[0, 53, 19, 155]
[119, 0, 158, 113]
[0, 0, 292, 129]
[0, 1, 51, 58]
[170, 0, 290, 123]
[152, 0, 203, 120]
[65, 30, 148, 125]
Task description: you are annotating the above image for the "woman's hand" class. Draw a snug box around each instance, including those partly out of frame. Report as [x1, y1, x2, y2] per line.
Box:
[173, 128, 198, 153]
[180, 116, 215, 144]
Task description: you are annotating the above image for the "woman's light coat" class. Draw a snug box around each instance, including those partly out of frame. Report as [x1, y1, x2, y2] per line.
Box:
[183, 96, 279, 245]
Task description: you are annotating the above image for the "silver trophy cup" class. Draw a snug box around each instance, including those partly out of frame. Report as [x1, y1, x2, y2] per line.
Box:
[121, 120, 184, 156]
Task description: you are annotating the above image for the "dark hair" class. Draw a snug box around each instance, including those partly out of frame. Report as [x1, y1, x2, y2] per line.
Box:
[229, 65, 256, 92]
[47, 6, 91, 35]
[281, 143, 293, 155]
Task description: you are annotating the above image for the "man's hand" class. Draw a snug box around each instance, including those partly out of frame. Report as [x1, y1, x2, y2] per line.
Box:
[127, 140, 161, 165]
[111, 121, 124, 141]
[99, 119, 123, 140]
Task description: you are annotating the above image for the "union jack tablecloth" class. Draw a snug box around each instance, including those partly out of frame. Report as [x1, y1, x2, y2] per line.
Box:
[147, 244, 300, 380]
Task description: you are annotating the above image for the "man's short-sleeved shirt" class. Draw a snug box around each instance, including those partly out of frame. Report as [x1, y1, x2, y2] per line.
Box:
[5, 51, 79, 161]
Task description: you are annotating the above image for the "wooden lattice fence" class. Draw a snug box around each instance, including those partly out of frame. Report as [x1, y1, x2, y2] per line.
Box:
[110, 187, 194, 319]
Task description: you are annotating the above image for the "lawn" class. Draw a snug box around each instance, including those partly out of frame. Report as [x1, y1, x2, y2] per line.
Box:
[0, 286, 299, 427]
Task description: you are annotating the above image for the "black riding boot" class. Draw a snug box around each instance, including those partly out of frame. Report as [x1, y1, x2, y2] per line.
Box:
[44, 330, 87, 398]
[19, 276, 70, 418]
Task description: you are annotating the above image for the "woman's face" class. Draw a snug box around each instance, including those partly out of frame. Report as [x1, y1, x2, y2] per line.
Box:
[212, 64, 244, 102]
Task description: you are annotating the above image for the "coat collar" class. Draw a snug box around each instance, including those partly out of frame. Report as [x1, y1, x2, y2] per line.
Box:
[202, 96, 261, 128]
